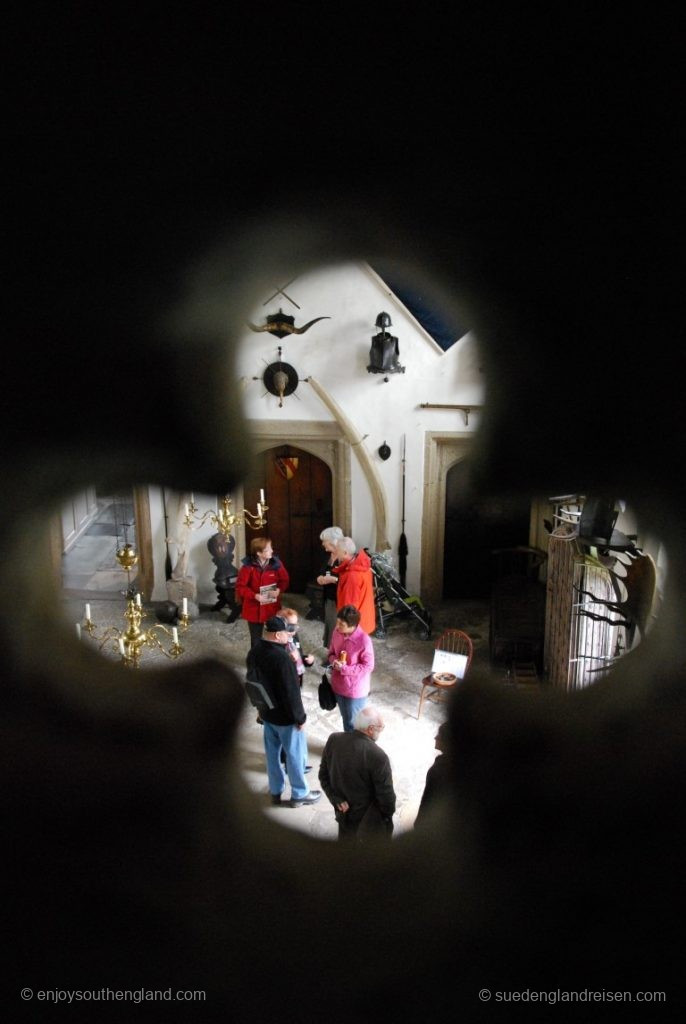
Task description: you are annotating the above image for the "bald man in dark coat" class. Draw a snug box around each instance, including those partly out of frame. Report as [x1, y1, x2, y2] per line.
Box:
[319, 705, 396, 842]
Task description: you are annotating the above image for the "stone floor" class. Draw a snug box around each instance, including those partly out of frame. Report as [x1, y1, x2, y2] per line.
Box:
[60, 497, 514, 841]
[61, 585, 501, 842]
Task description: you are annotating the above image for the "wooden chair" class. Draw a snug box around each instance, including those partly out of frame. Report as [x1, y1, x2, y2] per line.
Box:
[417, 629, 474, 718]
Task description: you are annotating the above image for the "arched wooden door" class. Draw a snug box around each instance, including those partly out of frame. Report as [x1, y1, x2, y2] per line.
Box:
[443, 461, 531, 598]
[243, 445, 333, 594]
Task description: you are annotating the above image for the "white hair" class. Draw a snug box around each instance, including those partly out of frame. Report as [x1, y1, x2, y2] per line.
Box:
[320, 526, 344, 542]
[353, 705, 384, 733]
[336, 536, 356, 557]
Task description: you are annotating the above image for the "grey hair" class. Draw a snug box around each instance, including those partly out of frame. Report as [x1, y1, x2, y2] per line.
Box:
[353, 705, 384, 733]
[336, 536, 356, 557]
[320, 526, 344, 542]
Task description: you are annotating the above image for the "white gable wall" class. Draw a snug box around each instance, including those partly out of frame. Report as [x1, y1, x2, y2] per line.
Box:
[152, 261, 484, 602]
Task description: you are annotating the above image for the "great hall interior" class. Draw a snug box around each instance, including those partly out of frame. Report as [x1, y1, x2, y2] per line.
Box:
[6, 11, 684, 1021]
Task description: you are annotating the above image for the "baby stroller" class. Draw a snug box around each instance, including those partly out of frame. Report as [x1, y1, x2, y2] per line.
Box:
[367, 550, 432, 640]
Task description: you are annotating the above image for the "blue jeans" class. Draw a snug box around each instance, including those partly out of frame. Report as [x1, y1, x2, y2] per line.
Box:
[263, 721, 310, 800]
[336, 694, 369, 733]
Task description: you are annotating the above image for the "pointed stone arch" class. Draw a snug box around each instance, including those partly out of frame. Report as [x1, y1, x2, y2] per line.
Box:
[421, 431, 472, 605]
[237, 420, 352, 565]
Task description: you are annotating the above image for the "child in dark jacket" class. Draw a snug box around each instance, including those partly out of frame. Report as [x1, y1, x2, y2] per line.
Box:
[281, 607, 315, 683]
[279, 608, 314, 774]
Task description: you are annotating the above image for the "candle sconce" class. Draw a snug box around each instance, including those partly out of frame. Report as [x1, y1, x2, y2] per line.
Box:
[79, 543, 189, 669]
[184, 492, 268, 538]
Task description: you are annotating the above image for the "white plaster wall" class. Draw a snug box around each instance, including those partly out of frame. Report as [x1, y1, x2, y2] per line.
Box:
[150, 261, 484, 600]
[150, 487, 236, 604]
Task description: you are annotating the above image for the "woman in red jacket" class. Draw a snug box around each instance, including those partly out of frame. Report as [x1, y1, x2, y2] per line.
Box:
[235, 537, 290, 646]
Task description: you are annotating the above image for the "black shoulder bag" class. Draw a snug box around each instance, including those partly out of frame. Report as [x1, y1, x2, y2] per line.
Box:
[318, 671, 337, 711]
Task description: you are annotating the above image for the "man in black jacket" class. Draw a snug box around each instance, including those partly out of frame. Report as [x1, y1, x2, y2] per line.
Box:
[319, 705, 395, 841]
[414, 721, 451, 830]
[246, 615, 322, 808]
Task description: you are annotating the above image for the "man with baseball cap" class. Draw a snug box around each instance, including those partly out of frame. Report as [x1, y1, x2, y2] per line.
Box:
[246, 615, 322, 808]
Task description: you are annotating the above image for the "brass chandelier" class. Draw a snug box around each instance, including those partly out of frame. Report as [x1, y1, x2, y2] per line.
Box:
[78, 543, 189, 669]
[183, 490, 269, 537]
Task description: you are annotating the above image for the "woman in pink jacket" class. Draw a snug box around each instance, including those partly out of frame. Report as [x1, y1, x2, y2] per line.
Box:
[327, 604, 375, 732]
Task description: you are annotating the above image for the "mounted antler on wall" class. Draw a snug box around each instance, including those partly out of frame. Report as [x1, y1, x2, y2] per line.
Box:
[575, 549, 657, 642]
[247, 308, 330, 338]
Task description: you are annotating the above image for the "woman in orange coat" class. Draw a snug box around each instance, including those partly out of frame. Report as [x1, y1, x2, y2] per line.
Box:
[329, 537, 376, 635]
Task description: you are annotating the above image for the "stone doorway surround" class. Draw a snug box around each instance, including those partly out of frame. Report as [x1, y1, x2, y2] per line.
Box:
[421, 431, 472, 606]
[133, 487, 153, 599]
[239, 420, 352, 562]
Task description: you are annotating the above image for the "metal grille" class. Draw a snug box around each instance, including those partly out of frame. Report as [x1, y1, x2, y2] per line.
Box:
[568, 560, 625, 690]
[544, 524, 626, 691]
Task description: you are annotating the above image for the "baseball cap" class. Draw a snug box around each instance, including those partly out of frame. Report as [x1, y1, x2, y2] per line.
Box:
[265, 615, 288, 633]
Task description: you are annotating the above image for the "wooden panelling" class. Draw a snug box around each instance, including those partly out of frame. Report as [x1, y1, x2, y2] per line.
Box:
[544, 527, 579, 689]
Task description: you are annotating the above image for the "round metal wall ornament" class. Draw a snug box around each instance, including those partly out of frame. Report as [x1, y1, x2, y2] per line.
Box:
[263, 360, 299, 407]
[378, 441, 391, 461]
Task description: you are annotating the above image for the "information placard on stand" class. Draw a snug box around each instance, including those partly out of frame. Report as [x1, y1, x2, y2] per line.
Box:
[431, 649, 468, 679]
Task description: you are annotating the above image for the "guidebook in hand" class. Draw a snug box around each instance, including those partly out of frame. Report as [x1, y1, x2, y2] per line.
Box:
[259, 583, 278, 602]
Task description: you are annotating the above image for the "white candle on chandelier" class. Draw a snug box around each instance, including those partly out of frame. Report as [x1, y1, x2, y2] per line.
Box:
[172, 627, 179, 645]
[85, 603, 91, 621]
[260, 489, 265, 503]
[182, 597, 188, 616]
[119, 638, 126, 657]
[75, 623, 81, 640]
[185, 504, 189, 517]
[135, 593, 142, 607]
